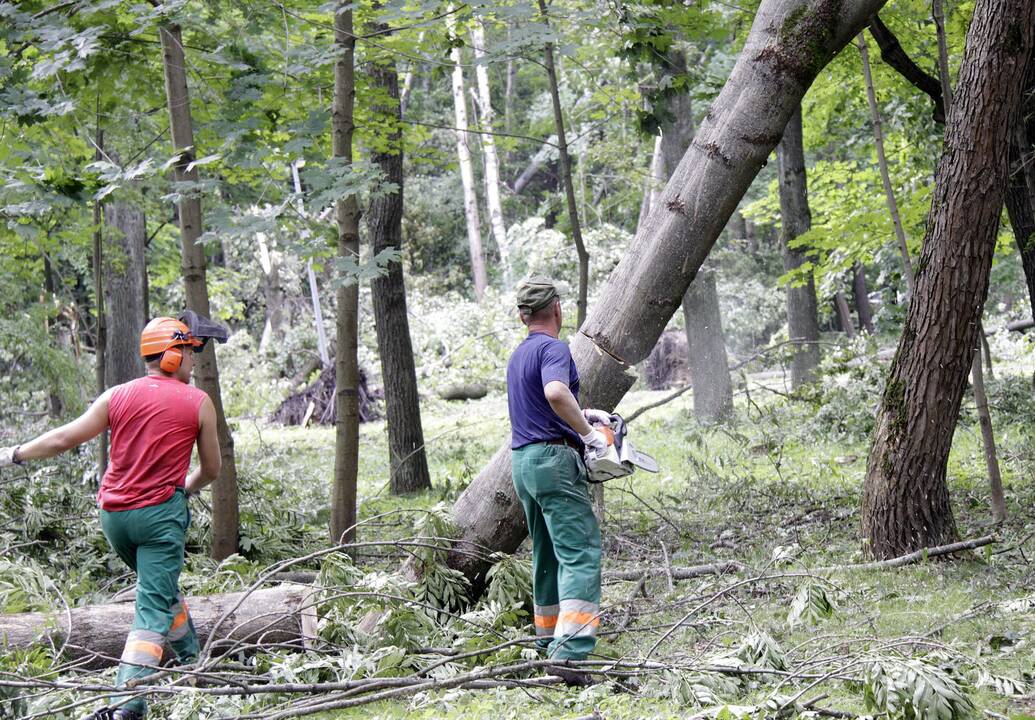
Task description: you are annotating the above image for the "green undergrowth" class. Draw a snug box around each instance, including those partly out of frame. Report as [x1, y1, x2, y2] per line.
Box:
[5, 350, 1035, 719]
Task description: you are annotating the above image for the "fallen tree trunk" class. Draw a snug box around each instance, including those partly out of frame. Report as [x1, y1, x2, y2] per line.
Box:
[0, 586, 316, 669]
[447, 0, 892, 593]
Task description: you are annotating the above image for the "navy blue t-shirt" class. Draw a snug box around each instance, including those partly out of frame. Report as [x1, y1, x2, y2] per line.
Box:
[507, 332, 581, 450]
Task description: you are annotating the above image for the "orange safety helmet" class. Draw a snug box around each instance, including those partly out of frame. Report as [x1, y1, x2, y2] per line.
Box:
[139, 317, 203, 373]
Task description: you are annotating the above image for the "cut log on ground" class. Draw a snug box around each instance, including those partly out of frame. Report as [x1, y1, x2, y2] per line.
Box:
[0, 586, 317, 669]
[438, 383, 489, 401]
[273, 364, 381, 426]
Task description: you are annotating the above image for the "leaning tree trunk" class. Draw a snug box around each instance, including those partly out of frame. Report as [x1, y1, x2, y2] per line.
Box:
[658, 49, 733, 422]
[852, 263, 875, 334]
[366, 47, 431, 495]
[446, 0, 895, 590]
[861, 0, 1034, 559]
[538, 0, 589, 329]
[255, 232, 285, 353]
[159, 23, 240, 560]
[103, 200, 148, 386]
[446, 8, 488, 301]
[470, 19, 511, 289]
[776, 107, 821, 388]
[331, 1, 361, 544]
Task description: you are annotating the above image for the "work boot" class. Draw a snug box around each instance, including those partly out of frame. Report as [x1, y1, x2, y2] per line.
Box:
[547, 663, 597, 687]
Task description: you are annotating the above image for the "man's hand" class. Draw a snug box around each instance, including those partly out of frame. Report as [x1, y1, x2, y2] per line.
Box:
[579, 429, 610, 456]
[0, 446, 19, 468]
[583, 409, 613, 427]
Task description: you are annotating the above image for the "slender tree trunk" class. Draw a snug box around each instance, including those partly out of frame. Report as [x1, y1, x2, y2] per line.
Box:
[446, 8, 488, 301]
[331, 2, 361, 543]
[932, 0, 954, 111]
[834, 291, 855, 338]
[657, 49, 733, 422]
[861, 0, 1034, 558]
[103, 200, 148, 385]
[291, 162, 332, 368]
[470, 20, 511, 289]
[511, 140, 554, 195]
[92, 130, 107, 478]
[971, 344, 1006, 522]
[505, 24, 516, 137]
[857, 33, 915, 295]
[538, 0, 588, 329]
[255, 233, 285, 353]
[852, 263, 875, 334]
[42, 256, 63, 417]
[366, 37, 431, 495]
[398, 32, 423, 116]
[445, 0, 896, 591]
[777, 107, 821, 388]
[159, 23, 239, 560]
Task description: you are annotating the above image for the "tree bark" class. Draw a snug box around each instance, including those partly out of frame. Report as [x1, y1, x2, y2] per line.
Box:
[255, 232, 285, 354]
[868, 15, 945, 123]
[446, 0, 895, 589]
[777, 107, 822, 388]
[932, 0, 954, 111]
[683, 267, 734, 421]
[292, 162, 331, 368]
[1006, 63, 1035, 314]
[834, 291, 855, 338]
[538, 0, 589, 329]
[159, 23, 239, 560]
[470, 20, 511, 289]
[852, 263, 875, 334]
[331, 1, 361, 544]
[861, 0, 1034, 558]
[92, 130, 108, 478]
[638, 136, 665, 232]
[0, 586, 315, 669]
[446, 8, 488, 301]
[657, 49, 733, 422]
[366, 43, 431, 495]
[511, 140, 554, 195]
[103, 201, 148, 386]
[857, 33, 915, 295]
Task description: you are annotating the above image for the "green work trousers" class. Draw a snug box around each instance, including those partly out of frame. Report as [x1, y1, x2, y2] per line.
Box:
[512, 442, 602, 661]
[100, 489, 198, 716]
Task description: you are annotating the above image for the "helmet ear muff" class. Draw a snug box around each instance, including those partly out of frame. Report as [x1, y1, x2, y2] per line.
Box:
[160, 346, 183, 374]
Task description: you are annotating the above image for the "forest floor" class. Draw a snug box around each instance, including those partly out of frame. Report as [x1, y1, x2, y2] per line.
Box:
[5, 351, 1035, 719]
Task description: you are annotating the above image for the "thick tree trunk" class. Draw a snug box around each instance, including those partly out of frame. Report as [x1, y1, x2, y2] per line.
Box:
[658, 49, 733, 422]
[857, 33, 915, 295]
[104, 201, 148, 385]
[0, 586, 314, 669]
[159, 23, 239, 560]
[331, 2, 361, 544]
[446, 0, 894, 589]
[852, 263, 875, 334]
[538, 0, 589, 329]
[470, 20, 511, 289]
[777, 107, 821, 388]
[366, 46, 431, 495]
[446, 8, 488, 301]
[683, 267, 734, 421]
[861, 0, 1034, 558]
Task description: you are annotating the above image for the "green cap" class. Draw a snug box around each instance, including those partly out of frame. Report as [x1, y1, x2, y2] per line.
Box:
[516, 276, 559, 314]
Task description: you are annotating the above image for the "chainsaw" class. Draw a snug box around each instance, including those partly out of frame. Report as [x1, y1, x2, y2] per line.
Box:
[584, 414, 659, 483]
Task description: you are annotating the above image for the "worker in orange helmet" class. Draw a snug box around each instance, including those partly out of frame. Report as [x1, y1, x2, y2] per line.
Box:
[0, 316, 223, 720]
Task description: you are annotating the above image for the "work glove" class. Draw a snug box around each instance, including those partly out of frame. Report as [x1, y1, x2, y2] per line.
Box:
[0, 446, 20, 468]
[579, 429, 610, 457]
[582, 408, 613, 427]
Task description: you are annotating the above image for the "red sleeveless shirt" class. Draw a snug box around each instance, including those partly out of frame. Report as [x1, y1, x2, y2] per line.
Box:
[98, 375, 209, 511]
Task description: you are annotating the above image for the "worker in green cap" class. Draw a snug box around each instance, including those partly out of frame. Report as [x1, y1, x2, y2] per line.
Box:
[506, 276, 611, 685]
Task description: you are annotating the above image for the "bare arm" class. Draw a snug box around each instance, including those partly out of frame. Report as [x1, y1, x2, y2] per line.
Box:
[14, 390, 113, 462]
[185, 396, 221, 494]
[544, 381, 594, 436]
